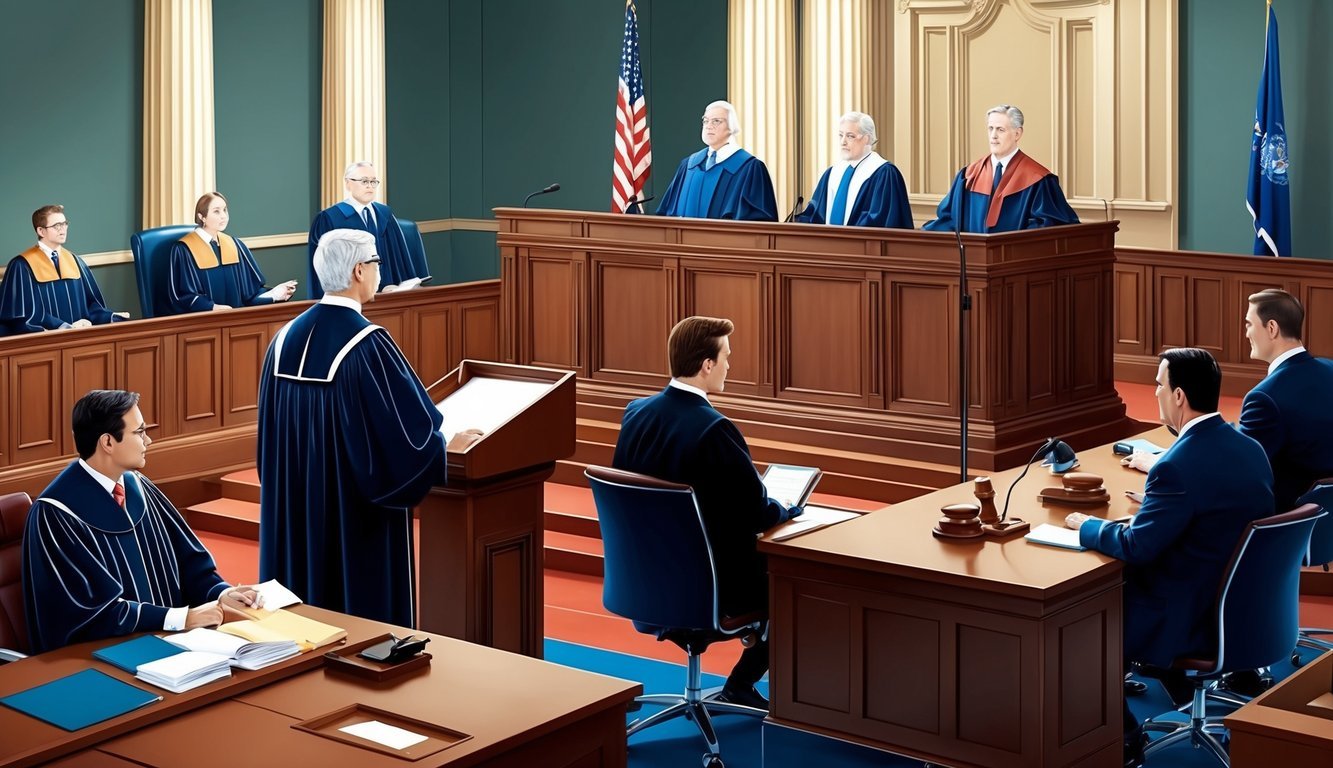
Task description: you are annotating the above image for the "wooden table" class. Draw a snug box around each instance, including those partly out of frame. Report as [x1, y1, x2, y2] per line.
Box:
[759, 428, 1173, 768]
[0, 606, 639, 768]
[1225, 649, 1333, 766]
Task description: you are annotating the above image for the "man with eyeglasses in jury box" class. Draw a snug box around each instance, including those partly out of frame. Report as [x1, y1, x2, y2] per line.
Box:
[0, 205, 129, 335]
[306, 161, 429, 299]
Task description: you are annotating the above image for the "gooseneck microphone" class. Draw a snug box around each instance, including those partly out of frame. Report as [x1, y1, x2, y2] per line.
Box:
[623, 195, 655, 214]
[783, 195, 806, 223]
[1000, 437, 1075, 523]
[955, 177, 970, 482]
[523, 183, 561, 208]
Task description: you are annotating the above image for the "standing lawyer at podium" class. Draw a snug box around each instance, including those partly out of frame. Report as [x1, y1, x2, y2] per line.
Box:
[656, 101, 778, 221]
[794, 112, 912, 229]
[257, 229, 478, 627]
[922, 104, 1079, 233]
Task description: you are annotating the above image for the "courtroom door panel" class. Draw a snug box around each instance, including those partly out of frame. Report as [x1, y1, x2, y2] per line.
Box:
[680, 260, 771, 397]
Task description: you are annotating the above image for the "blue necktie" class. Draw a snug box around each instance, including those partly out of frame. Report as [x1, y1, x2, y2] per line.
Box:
[704, 150, 716, 171]
[50, 250, 59, 270]
[361, 206, 374, 230]
[828, 165, 855, 226]
[991, 161, 1004, 196]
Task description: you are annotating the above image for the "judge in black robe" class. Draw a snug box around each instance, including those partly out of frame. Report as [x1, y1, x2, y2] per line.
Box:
[22, 390, 258, 652]
[656, 100, 778, 221]
[306, 162, 429, 298]
[795, 112, 912, 229]
[0, 205, 126, 334]
[259, 228, 472, 628]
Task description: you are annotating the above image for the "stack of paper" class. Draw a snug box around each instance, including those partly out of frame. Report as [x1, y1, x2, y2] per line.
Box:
[1024, 523, 1087, 551]
[164, 628, 299, 671]
[135, 650, 232, 693]
[220, 608, 347, 652]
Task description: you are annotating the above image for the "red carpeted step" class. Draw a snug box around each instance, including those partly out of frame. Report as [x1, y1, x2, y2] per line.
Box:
[544, 530, 603, 576]
[219, 468, 261, 504]
[185, 498, 259, 540]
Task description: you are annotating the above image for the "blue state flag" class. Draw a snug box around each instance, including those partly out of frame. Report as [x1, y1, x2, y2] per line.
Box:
[1246, 2, 1291, 257]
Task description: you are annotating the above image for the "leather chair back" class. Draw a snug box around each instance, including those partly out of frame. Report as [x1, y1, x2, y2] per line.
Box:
[395, 218, 432, 282]
[0, 492, 34, 654]
[1299, 479, 1333, 568]
[131, 225, 195, 318]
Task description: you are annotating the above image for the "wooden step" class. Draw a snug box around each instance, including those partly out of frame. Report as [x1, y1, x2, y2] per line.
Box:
[545, 508, 600, 539]
[219, 468, 260, 503]
[185, 497, 260, 540]
[544, 530, 603, 577]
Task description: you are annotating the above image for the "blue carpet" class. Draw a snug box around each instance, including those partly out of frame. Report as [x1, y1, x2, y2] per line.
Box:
[545, 638, 1290, 767]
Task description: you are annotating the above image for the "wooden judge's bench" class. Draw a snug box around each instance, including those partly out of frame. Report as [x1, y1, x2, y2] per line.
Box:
[495, 208, 1138, 497]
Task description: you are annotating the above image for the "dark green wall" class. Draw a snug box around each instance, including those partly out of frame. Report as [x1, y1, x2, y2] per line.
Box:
[1181, 0, 1333, 258]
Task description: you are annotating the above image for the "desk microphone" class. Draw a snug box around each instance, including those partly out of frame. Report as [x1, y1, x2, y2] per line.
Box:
[1000, 437, 1076, 523]
[783, 195, 805, 223]
[623, 195, 654, 214]
[523, 183, 561, 208]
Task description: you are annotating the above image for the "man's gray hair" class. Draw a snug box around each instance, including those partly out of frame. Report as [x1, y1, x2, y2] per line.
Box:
[985, 104, 1024, 130]
[705, 100, 741, 134]
[343, 160, 376, 180]
[837, 111, 877, 144]
[313, 229, 376, 292]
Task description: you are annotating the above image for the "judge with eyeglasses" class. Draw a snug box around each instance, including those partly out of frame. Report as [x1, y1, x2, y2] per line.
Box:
[656, 100, 778, 221]
[306, 161, 430, 298]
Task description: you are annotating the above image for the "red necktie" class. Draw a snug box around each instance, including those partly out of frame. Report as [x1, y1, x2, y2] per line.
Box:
[113, 482, 126, 508]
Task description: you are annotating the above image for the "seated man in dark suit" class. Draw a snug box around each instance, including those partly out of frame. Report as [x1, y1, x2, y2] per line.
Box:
[1240, 288, 1333, 514]
[1065, 348, 1273, 768]
[612, 316, 801, 709]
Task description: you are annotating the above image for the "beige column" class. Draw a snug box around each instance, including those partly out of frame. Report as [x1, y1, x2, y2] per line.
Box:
[800, 0, 892, 199]
[322, 0, 388, 207]
[728, 0, 798, 217]
[142, 0, 216, 229]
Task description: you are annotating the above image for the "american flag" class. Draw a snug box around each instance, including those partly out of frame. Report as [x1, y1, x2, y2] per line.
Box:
[611, 0, 651, 213]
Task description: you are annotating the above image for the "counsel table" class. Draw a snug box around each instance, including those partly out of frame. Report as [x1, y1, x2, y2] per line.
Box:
[760, 428, 1172, 768]
[0, 606, 639, 768]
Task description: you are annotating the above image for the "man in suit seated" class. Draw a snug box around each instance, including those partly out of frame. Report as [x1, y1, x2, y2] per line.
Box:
[794, 111, 913, 229]
[612, 316, 802, 709]
[1065, 348, 1273, 768]
[656, 101, 778, 221]
[922, 104, 1080, 233]
[22, 390, 261, 653]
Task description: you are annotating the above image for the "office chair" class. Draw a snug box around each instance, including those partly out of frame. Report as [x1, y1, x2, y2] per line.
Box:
[586, 466, 767, 768]
[1140, 503, 1325, 766]
[0, 491, 34, 663]
[1293, 479, 1333, 665]
[395, 218, 432, 282]
[130, 225, 196, 318]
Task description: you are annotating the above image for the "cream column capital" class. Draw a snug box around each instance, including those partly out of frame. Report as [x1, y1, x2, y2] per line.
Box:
[322, 0, 388, 208]
[729, 0, 797, 218]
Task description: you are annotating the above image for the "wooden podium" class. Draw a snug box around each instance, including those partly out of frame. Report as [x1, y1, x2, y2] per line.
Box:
[416, 360, 576, 658]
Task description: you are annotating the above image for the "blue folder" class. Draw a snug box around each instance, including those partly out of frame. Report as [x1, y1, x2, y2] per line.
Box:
[92, 634, 184, 673]
[0, 668, 161, 730]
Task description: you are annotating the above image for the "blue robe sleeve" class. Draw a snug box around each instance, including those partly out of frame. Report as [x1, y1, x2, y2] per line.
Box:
[140, 477, 229, 607]
[1079, 459, 1192, 564]
[852, 164, 914, 229]
[794, 168, 832, 224]
[722, 159, 778, 222]
[1022, 175, 1080, 229]
[307, 210, 335, 299]
[166, 242, 217, 314]
[234, 239, 274, 307]
[654, 157, 693, 217]
[0, 258, 66, 333]
[338, 330, 448, 506]
[375, 212, 419, 289]
[74, 257, 119, 325]
[921, 169, 967, 232]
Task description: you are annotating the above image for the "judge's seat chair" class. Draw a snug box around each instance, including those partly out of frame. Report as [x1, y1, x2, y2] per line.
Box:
[1293, 479, 1333, 664]
[130, 225, 195, 318]
[395, 218, 433, 283]
[1141, 504, 1325, 766]
[0, 491, 34, 663]
[586, 466, 766, 768]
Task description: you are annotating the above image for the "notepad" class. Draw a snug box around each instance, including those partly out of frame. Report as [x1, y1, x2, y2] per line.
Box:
[135, 651, 233, 693]
[0, 668, 161, 730]
[220, 608, 346, 652]
[769, 505, 861, 541]
[762, 464, 822, 509]
[164, 627, 299, 671]
[1024, 523, 1087, 551]
[92, 634, 185, 673]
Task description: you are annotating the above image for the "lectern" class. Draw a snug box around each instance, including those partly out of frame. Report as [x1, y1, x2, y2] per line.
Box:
[417, 360, 576, 658]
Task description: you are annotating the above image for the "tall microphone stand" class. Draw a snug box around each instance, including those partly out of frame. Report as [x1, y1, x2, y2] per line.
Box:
[955, 178, 970, 483]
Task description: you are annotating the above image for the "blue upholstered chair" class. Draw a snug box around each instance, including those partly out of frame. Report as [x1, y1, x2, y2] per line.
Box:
[0, 491, 34, 664]
[1140, 503, 1325, 766]
[130, 225, 195, 318]
[586, 466, 766, 768]
[395, 218, 432, 283]
[1294, 479, 1333, 662]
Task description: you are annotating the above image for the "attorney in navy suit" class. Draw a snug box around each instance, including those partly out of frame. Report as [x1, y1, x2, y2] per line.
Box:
[612, 316, 801, 710]
[1066, 348, 1273, 765]
[1239, 288, 1333, 514]
[306, 161, 430, 298]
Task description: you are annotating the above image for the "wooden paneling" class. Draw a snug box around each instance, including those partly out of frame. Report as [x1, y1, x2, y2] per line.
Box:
[0, 282, 501, 497]
[591, 258, 669, 385]
[888, 281, 953, 413]
[777, 269, 872, 406]
[683, 263, 767, 395]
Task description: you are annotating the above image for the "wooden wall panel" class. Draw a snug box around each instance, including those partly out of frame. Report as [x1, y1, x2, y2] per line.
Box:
[684, 265, 766, 395]
[1023, 276, 1058, 408]
[118, 338, 170, 434]
[592, 260, 669, 383]
[413, 305, 454, 387]
[526, 255, 581, 370]
[460, 301, 500, 363]
[1114, 264, 1147, 355]
[1069, 270, 1107, 394]
[889, 281, 953, 413]
[222, 325, 270, 426]
[61, 344, 116, 454]
[178, 332, 222, 433]
[10, 353, 61, 465]
[778, 271, 870, 406]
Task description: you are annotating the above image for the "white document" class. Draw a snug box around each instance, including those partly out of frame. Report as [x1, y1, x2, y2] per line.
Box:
[761, 465, 820, 508]
[769, 505, 861, 541]
[395, 276, 428, 291]
[252, 579, 302, 610]
[340, 720, 429, 750]
[437, 376, 552, 441]
[1024, 523, 1087, 551]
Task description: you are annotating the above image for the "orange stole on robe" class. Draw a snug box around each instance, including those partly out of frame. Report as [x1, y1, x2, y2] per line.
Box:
[961, 150, 1054, 229]
[19, 246, 82, 282]
[178, 232, 240, 269]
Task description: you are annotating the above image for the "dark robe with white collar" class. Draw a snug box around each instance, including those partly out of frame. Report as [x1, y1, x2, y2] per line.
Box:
[306, 202, 428, 299]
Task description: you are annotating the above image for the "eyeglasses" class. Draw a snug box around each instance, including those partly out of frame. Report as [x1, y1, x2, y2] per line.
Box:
[700, 117, 727, 127]
[361, 257, 381, 265]
[41, 221, 70, 230]
[346, 178, 382, 187]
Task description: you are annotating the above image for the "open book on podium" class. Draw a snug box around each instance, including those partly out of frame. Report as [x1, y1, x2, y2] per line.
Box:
[427, 359, 576, 480]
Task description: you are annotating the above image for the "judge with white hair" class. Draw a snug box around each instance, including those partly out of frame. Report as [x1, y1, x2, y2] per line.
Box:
[795, 112, 912, 229]
[257, 228, 480, 627]
[656, 100, 778, 221]
[306, 161, 430, 298]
